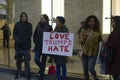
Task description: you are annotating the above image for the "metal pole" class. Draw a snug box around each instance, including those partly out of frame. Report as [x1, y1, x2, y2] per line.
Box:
[51, 0, 53, 26]
[109, 0, 112, 80]
[110, 0, 112, 32]
[6, 0, 10, 67]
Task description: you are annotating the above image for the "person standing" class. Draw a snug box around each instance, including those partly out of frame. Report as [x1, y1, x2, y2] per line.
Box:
[47, 21, 54, 63]
[1, 21, 10, 48]
[79, 15, 102, 80]
[54, 16, 69, 80]
[77, 21, 85, 35]
[33, 14, 51, 80]
[13, 12, 32, 80]
[105, 16, 120, 80]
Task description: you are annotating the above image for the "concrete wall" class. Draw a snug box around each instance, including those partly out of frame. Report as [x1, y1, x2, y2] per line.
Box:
[11, 0, 102, 50]
[14, 0, 41, 29]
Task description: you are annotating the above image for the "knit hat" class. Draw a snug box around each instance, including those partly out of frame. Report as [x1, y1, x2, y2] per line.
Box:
[56, 16, 65, 24]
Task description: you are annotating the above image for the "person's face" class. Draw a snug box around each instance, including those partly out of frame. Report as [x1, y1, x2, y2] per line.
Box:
[89, 18, 95, 28]
[40, 16, 46, 22]
[55, 18, 62, 27]
[21, 14, 27, 22]
[111, 19, 116, 28]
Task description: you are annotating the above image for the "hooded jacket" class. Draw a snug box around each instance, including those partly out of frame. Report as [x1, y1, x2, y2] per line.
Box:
[13, 12, 32, 50]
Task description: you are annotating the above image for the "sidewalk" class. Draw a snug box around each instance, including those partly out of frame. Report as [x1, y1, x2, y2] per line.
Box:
[0, 67, 81, 80]
[0, 68, 110, 80]
[0, 72, 35, 80]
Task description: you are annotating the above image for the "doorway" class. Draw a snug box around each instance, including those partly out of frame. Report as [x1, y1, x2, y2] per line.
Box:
[41, 0, 64, 29]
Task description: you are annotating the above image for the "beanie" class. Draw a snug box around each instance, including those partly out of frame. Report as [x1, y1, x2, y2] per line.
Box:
[56, 16, 65, 24]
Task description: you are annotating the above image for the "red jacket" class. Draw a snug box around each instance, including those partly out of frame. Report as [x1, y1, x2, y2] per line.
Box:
[106, 30, 120, 75]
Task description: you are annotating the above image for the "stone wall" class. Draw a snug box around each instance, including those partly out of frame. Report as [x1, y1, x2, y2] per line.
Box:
[65, 0, 102, 50]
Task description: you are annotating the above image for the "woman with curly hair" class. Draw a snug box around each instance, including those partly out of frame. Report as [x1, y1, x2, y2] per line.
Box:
[79, 15, 102, 80]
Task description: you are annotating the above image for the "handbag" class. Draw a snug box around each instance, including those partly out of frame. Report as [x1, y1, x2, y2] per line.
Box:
[100, 45, 113, 63]
[48, 64, 56, 74]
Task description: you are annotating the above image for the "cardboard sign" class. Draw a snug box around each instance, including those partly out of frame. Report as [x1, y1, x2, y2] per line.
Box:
[42, 32, 74, 56]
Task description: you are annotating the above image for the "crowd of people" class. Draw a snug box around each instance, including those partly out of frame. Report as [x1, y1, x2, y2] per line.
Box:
[1, 11, 120, 80]
[12, 12, 69, 80]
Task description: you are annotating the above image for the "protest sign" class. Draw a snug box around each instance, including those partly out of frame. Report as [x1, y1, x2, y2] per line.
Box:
[42, 32, 74, 56]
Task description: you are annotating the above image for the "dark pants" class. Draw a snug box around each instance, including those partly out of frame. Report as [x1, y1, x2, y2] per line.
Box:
[112, 75, 120, 80]
[56, 63, 67, 80]
[15, 50, 31, 75]
[82, 54, 98, 80]
[3, 37, 9, 48]
[34, 51, 47, 79]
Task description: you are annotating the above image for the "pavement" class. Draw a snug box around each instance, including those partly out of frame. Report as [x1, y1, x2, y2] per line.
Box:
[0, 67, 82, 80]
[0, 68, 111, 80]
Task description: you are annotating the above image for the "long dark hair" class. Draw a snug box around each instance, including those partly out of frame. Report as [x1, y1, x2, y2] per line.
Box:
[112, 16, 120, 30]
[84, 15, 100, 31]
[42, 14, 49, 24]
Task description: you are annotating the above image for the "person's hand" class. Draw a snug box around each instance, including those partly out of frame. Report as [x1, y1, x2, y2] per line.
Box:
[103, 38, 108, 43]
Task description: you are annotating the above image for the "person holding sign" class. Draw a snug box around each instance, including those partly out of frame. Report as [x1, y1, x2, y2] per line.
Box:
[54, 16, 69, 80]
[33, 14, 51, 80]
[79, 15, 102, 80]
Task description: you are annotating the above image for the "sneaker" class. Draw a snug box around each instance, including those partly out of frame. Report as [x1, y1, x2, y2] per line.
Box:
[14, 73, 22, 79]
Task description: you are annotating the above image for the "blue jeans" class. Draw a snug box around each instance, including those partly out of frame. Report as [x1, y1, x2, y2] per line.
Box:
[82, 54, 98, 80]
[34, 51, 47, 79]
[56, 63, 67, 80]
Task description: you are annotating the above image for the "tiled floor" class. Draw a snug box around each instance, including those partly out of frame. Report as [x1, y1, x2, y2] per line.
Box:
[0, 39, 111, 80]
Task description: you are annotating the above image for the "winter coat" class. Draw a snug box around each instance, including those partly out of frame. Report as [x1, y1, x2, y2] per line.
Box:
[33, 22, 51, 52]
[106, 29, 120, 75]
[13, 22, 32, 50]
[54, 25, 69, 64]
[1, 24, 10, 39]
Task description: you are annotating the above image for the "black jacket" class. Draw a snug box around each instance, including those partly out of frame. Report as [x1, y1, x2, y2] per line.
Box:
[1, 24, 10, 39]
[13, 22, 32, 50]
[33, 22, 51, 52]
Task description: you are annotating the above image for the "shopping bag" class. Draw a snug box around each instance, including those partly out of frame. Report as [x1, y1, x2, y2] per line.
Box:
[48, 65, 56, 74]
[100, 62, 106, 74]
